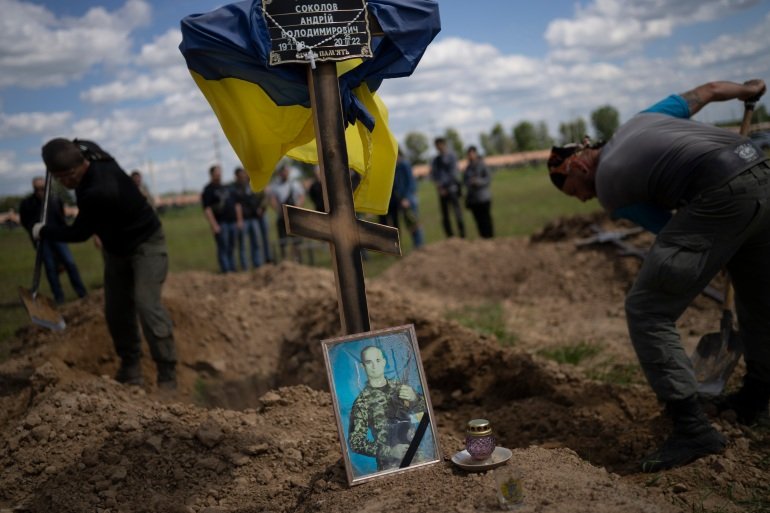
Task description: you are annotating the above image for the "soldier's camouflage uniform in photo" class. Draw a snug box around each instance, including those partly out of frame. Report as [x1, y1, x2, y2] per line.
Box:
[348, 380, 426, 470]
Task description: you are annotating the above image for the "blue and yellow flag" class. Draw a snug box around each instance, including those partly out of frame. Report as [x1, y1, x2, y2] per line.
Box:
[179, 0, 440, 214]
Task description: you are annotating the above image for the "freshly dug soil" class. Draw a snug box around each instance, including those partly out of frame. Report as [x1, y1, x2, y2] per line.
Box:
[1, 213, 767, 513]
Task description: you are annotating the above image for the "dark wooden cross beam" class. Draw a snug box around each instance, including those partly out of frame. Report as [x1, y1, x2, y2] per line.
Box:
[283, 61, 401, 335]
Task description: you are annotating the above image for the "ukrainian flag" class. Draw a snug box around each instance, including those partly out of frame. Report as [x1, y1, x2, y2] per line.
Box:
[180, 0, 440, 214]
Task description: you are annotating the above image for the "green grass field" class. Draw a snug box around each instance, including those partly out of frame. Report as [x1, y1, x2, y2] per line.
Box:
[0, 163, 599, 351]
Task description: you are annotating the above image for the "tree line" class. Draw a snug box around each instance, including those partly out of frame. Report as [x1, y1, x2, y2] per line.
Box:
[403, 104, 622, 164]
[403, 102, 770, 165]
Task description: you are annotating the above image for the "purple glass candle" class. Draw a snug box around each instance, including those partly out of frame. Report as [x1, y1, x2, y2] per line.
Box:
[465, 419, 496, 460]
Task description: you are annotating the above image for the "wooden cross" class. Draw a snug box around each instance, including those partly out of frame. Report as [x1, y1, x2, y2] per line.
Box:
[283, 61, 401, 335]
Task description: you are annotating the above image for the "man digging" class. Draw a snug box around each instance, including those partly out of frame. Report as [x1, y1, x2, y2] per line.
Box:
[34, 138, 178, 390]
[547, 78, 769, 472]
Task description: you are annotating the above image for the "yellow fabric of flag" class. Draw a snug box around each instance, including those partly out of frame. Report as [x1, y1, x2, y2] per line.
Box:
[190, 66, 396, 215]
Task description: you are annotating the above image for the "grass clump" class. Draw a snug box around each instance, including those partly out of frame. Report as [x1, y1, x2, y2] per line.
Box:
[587, 362, 645, 386]
[446, 302, 517, 346]
[539, 341, 602, 365]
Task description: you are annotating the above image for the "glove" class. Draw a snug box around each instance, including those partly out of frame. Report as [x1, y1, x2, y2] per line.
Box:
[32, 222, 44, 241]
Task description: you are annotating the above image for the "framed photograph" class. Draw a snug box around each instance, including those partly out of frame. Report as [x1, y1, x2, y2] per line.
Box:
[321, 324, 442, 485]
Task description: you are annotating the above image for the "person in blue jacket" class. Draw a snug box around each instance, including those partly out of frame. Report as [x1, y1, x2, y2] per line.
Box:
[547, 79, 768, 472]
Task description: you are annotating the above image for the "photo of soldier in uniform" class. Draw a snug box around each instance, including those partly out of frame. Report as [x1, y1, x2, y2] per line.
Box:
[322, 325, 441, 484]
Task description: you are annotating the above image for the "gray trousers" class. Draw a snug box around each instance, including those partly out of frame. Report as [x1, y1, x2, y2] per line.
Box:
[626, 162, 770, 401]
[103, 227, 177, 367]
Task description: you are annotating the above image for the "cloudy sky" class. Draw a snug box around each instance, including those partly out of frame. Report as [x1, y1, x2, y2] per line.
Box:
[1, 0, 769, 196]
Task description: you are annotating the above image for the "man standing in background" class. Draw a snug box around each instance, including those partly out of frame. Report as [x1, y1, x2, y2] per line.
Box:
[232, 166, 264, 270]
[430, 137, 465, 239]
[269, 163, 305, 262]
[130, 170, 155, 210]
[19, 176, 87, 304]
[201, 164, 237, 273]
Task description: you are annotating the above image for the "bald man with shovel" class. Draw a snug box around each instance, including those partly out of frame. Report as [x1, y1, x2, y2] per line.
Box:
[548, 78, 768, 472]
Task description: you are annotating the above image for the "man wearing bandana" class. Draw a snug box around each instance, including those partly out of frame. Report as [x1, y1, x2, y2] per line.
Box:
[548, 79, 768, 472]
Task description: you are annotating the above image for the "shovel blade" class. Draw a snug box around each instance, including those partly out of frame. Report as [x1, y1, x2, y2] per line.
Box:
[692, 330, 742, 397]
[18, 286, 66, 331]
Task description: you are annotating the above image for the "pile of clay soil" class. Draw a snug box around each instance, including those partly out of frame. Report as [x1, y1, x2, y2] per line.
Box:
[1, 213, 768, 513]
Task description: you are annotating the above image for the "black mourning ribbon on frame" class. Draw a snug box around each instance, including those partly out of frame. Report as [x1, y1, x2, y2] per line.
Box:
[399, 414, 430, 468]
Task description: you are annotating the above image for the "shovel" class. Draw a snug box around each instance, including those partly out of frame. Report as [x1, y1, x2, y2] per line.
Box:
[691, 97, 759, 396]
[692, 277, 741, 397]
[18, 171, 66, 331]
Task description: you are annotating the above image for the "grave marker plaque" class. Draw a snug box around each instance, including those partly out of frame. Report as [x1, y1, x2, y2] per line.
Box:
[263, 0, 372, 66]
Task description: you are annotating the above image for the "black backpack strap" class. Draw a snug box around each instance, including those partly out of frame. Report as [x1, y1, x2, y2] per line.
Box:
[73, 139, 114, 162]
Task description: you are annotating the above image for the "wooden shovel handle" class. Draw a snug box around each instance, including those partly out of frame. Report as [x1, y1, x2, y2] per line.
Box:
[723, 278, 734, 313]
[739, 99, 755, 136]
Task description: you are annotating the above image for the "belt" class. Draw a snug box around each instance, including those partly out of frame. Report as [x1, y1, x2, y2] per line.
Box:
[726, 160, 770, 195]
[683, 143, 768, 201]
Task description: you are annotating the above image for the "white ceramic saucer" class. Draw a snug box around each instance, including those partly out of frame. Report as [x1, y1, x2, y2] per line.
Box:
[451, 446, 512, 472]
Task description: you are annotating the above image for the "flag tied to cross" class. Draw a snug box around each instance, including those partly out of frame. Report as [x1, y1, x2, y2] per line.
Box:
[179, 0, 440, 215]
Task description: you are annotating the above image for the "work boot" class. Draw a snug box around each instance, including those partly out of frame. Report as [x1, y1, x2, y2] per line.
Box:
[641, 395, 727, 473]
[157, 362, 177, 390]
[115, 360, 143, 386]
[716, 376, 770, 425]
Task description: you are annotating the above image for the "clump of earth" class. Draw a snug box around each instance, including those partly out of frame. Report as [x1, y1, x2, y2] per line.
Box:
[1, 213, 767, 513]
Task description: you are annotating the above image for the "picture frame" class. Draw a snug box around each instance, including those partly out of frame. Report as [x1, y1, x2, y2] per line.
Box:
[321, 324, 442, 485]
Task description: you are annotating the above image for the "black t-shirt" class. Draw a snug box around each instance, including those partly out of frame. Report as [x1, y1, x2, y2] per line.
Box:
[308, 179, 324, 211]
[201, 182, 238, 223]
[42, 159, 160, 256]
[231, 183, 264, 219]
[19, 192, 69, 233]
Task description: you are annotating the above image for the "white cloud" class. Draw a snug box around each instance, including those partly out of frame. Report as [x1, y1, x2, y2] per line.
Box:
[0, 150, 15, 176]
[0, 111, 72, 137]
[148, 121, 206, 143]
[380, 6, 770, 152]
[80, 66, 191, 103]
[545, 0, 759, 61]
[71, 113, 144, 148]
[136, 29, 184, 68]
[676, 11, 770, 68]
[0, 0, 151, 88]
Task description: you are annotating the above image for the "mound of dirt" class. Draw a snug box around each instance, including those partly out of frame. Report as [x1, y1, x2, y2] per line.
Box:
[1, 219, 768, 513]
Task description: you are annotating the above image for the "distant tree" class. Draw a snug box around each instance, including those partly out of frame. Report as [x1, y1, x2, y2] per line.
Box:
[479, 132, 495, 156]
[0, 195, 24, 212]
[753, 103, 769, 123]
[487, 123, 514, 155]
[512, 121, 538, 152]
[535, 121, 553, 149]
[443, 127, 464, 157]
[559, 118, 587, 145]
[591, 105, 620, 141]
[404, 131, 429, 164]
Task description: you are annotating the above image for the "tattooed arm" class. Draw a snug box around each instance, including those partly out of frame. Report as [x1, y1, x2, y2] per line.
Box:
[680, 79, 766, 116]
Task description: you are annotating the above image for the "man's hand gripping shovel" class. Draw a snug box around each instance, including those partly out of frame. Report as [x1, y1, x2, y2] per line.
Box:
[18, 171, 66, 331]
[691, 93, 762, 396]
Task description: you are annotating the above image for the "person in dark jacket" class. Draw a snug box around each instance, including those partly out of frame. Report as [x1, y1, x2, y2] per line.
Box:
[34, 138, 177, 390]
[430, 137, 465, 238]
[232, 166, 265, 270]
[201, 164, 238, 273]
[462, 146, 494, 239]
[379, 149, 424, 249]
[19, 176, 87, 304]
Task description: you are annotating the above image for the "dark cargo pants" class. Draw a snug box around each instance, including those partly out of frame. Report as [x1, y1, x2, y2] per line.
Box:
[625, 162, 770, 401]
[103, 227, 177, 367]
